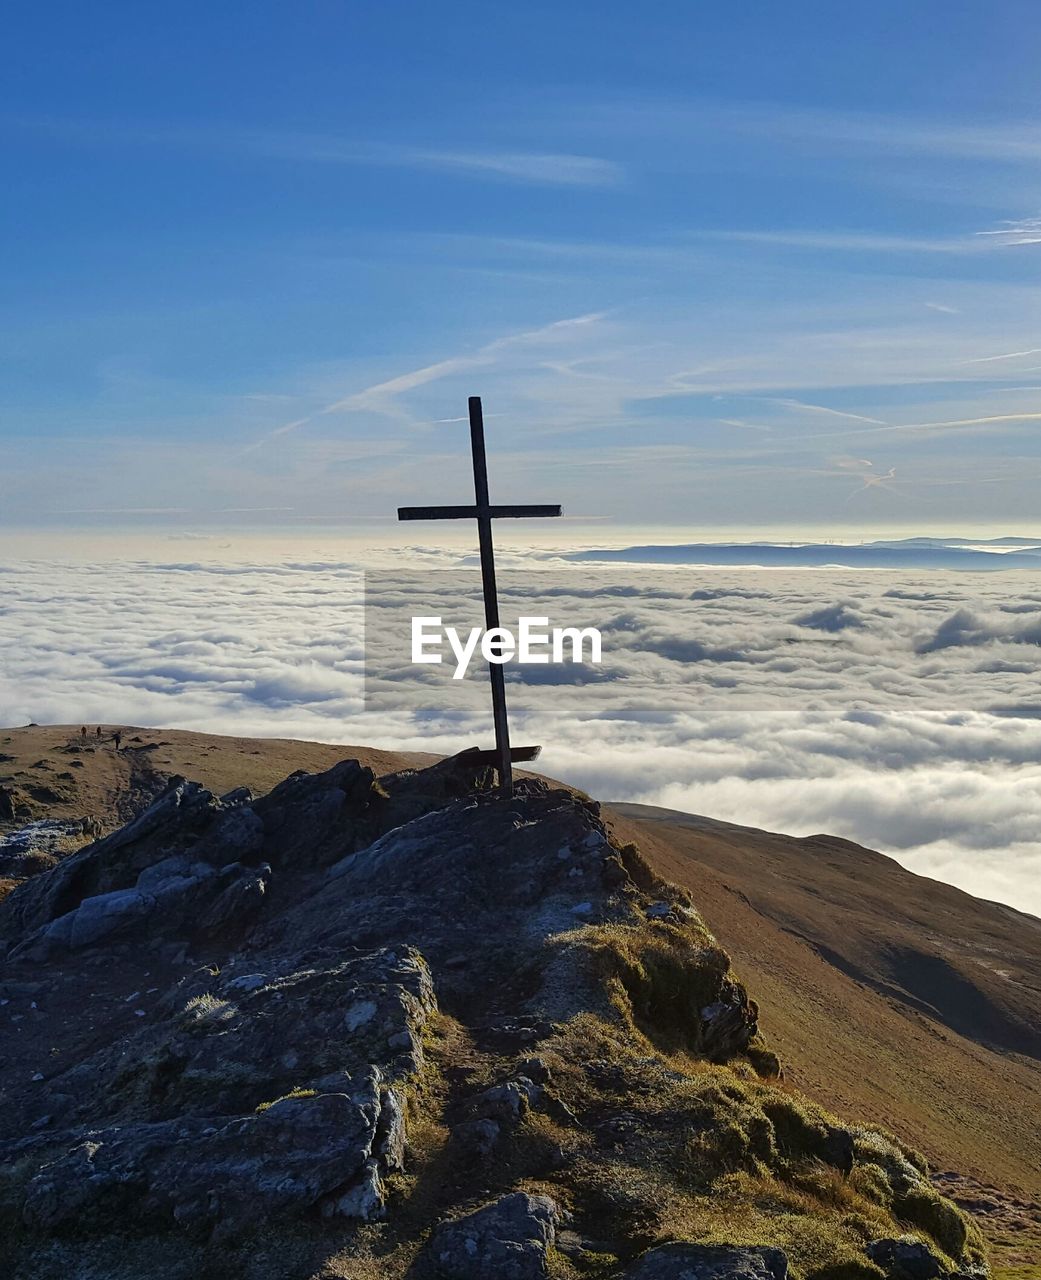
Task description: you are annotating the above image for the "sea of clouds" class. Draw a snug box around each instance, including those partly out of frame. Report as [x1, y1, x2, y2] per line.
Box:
[2, 549, 1040, 916]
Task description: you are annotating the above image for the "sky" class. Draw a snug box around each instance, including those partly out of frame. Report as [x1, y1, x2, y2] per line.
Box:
[4, 2, 1041, 531]
[4, 10, 1041, 912]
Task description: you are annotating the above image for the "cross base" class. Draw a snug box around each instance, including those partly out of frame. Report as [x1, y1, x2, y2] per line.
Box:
[455, 745, 542, 766]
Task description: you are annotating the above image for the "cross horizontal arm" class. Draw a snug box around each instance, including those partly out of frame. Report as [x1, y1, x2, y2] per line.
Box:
[398, 504, 562, 521]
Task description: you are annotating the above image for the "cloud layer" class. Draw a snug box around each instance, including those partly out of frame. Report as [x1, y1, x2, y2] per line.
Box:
[2, 552, 1040, 916]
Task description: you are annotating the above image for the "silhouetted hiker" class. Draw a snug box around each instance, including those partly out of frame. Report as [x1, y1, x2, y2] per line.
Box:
[80, 726, 87, 739]
[113, 731, 122, 751]
[96, 726, 102, 738]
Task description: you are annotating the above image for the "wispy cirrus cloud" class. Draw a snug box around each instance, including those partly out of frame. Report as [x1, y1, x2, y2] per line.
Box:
[577, 98, 1041, 165]
[250, 131, 623, 187]
[242, 310, 609, 451]
[693, 229, 981, 255]
[6, 115, 623, 188]
[975, 216, 1041, 245]
[963, 346, 1041, 364]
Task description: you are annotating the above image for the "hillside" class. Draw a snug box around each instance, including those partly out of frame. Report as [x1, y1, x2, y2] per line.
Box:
[0, 723, 435, 834]
[0, 725, 1037, 1276]
[606, 807, 1041, 1272]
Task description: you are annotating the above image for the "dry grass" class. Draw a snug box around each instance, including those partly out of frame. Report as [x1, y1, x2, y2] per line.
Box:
[607, 803, 1041, 1270]
[514, 1012, 985, 1280]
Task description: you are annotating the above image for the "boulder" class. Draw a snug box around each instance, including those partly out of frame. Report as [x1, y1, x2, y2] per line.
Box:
[0, 778, 261, 947]
[425, 1191, 562, 1279]
[23, 1074, 402, 1237]
[254, 759, 378, 870]
[8, 859, 272, 960]
[625, 1243, 789, 1280]
[867, 1238, 945, 1280]
[465, 1077, 540, 1125]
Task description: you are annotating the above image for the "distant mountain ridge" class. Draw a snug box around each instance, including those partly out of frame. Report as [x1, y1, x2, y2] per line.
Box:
[571, 537, 1041, 570]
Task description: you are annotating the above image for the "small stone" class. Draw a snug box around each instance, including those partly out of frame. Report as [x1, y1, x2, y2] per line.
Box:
[517, 1056, 552, 1084]
[225, 973, 267, 993]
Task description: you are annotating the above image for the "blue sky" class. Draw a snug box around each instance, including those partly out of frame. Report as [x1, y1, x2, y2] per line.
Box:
[4, 2, 1041, 530]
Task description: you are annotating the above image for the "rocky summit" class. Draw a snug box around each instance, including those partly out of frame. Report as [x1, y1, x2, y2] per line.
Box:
[0, 754, 989, 1280]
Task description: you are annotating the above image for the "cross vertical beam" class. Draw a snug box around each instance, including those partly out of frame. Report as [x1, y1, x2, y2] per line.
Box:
[396, 396, 563, 796]
[468, 395, 513, 794]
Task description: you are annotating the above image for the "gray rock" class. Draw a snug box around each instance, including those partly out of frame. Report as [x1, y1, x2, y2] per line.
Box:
[223, 972, 267, 993]
[0, 778, 259, 949]
[195, 861, 270, 933]
[467, 1080, 533, 1124]
[23, 1080, 399, 1236]
[451, 1118, 501, 1157]
[625, 1243, 789, 1280]
[699, 978, 759, 1061]
[867, 1238, 945, 1280]
[9, 858, 272, 960]
[320, 1156, 385, 1221]
[253, 758, 380, 870]
[426, 1191, 562, 1279]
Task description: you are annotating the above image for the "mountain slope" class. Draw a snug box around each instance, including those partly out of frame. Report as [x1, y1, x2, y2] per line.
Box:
[0, 723, 434, 833]
[605, 804, 1041, 1267]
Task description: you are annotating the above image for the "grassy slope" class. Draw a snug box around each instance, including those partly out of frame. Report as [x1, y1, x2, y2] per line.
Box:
[0, 724, 435, 831]
[605, 805, 1041, 1272]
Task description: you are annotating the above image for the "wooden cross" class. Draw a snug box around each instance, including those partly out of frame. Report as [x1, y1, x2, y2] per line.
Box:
[398, 396, 562, 795]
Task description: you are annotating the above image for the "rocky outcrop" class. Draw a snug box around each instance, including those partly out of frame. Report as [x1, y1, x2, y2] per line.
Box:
[0, 756, 990, 1280]
[0, 778, 262, 947]
[9, 855, 271, 960]
[868, 1239, 946, 1280]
